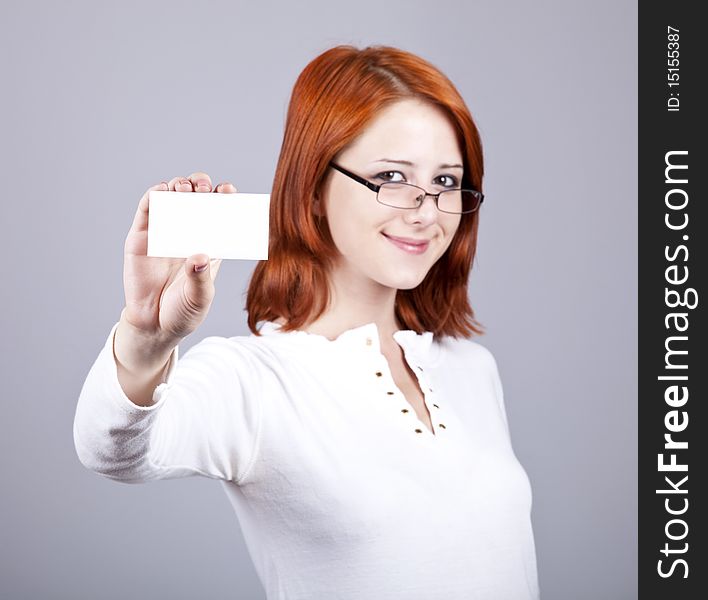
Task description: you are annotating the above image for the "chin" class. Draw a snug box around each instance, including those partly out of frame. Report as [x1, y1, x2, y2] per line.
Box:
[377, 270, 429, 291]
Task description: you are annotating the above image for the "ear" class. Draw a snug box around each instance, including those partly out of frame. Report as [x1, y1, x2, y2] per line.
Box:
[313, 195, 323, 217]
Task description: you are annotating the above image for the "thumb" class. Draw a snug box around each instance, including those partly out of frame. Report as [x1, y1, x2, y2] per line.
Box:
[183, 254, 215, 310]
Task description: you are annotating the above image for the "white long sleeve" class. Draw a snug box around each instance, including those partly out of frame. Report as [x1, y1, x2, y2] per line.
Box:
[74, 319, 539, 599]
[73, 321, 261, 483]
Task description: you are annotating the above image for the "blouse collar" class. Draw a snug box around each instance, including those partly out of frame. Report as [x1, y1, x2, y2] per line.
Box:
[257, 320, 435, 357]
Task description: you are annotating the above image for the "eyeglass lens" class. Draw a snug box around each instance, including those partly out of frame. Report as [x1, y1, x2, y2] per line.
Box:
[377, 183, 480, 214]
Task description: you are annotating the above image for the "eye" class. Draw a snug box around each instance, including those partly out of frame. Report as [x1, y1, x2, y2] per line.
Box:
[434, 174, 459, 188]
[374, 170, 406, 183]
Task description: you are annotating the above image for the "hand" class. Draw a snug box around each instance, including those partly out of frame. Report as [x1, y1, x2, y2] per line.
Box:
[121, 172, 237, 345]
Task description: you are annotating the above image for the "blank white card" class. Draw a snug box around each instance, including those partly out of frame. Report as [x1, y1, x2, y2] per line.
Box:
[147, 191, 270, 260]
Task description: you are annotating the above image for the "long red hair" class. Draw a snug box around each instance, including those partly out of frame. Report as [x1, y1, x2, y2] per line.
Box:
[246, 45, 485, 340]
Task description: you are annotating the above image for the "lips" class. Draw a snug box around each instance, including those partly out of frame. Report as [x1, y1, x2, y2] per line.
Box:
[382, 233, 430, 254]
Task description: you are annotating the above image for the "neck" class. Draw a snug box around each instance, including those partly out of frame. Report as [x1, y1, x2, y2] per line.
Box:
[299, 267, 403, 347]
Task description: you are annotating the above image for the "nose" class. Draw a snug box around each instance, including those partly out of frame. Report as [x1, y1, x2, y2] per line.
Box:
[403, 192, 439, 226]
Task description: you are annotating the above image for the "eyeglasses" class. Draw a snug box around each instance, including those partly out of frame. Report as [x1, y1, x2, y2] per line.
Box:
[328, 162, 484, 215]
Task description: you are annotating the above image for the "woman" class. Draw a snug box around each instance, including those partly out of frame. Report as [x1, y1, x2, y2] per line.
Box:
[74, 45, 540, 599]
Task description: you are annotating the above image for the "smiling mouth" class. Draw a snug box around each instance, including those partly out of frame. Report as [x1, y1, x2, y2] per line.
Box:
[382, 233, 430, 254]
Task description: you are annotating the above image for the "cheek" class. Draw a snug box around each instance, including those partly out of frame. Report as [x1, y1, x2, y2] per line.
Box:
[443, 215, 462, 240]
[326, 199, 370, 254]
[326, 191, 384, 245]
[438, 217, 462, 254]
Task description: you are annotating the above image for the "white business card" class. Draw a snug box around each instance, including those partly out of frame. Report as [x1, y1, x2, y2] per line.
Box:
[147, 191, 270, 260]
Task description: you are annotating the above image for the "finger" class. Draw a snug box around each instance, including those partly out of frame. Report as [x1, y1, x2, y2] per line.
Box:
[188, 171, 212, 193]
[184, 254, 216, 312]
[129, 182, 169, 234]
[214, 182, 238, 194]
[168, 176, 194, 192]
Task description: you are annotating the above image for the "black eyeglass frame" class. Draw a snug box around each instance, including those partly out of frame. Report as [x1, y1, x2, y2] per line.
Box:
[328, 161, 484, 214]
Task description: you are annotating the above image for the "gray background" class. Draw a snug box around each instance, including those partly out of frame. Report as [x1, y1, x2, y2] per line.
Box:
[1, 1, 637, 598]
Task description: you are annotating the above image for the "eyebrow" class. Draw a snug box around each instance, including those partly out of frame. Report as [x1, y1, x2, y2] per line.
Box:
[371, 158, 464, 170]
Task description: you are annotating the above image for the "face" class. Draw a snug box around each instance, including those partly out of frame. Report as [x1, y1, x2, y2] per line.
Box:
[319, 98, 464, 293]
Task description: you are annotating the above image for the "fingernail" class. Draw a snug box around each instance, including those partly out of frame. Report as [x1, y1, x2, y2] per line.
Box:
[194, 263, 208, 272]
[197, 180, 210, 191]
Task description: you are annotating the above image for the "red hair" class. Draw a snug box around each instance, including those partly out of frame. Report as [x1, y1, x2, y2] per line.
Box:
[246, 45, 485, 340]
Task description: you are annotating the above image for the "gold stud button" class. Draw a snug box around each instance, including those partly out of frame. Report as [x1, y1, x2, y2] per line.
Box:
[365, 337, 372, 346]
[414, 428, 423, 433]
[439, 423, 446, 429]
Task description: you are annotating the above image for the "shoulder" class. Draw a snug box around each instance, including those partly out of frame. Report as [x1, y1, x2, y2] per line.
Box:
[179, 330, 285, 372]
[436, 335, 499, 373]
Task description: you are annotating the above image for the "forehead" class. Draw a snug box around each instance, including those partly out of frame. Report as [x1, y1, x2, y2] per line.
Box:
[342, 99, 462, 162]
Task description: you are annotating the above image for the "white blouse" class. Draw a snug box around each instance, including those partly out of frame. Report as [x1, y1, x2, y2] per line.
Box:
[74, 319, 540, 600]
